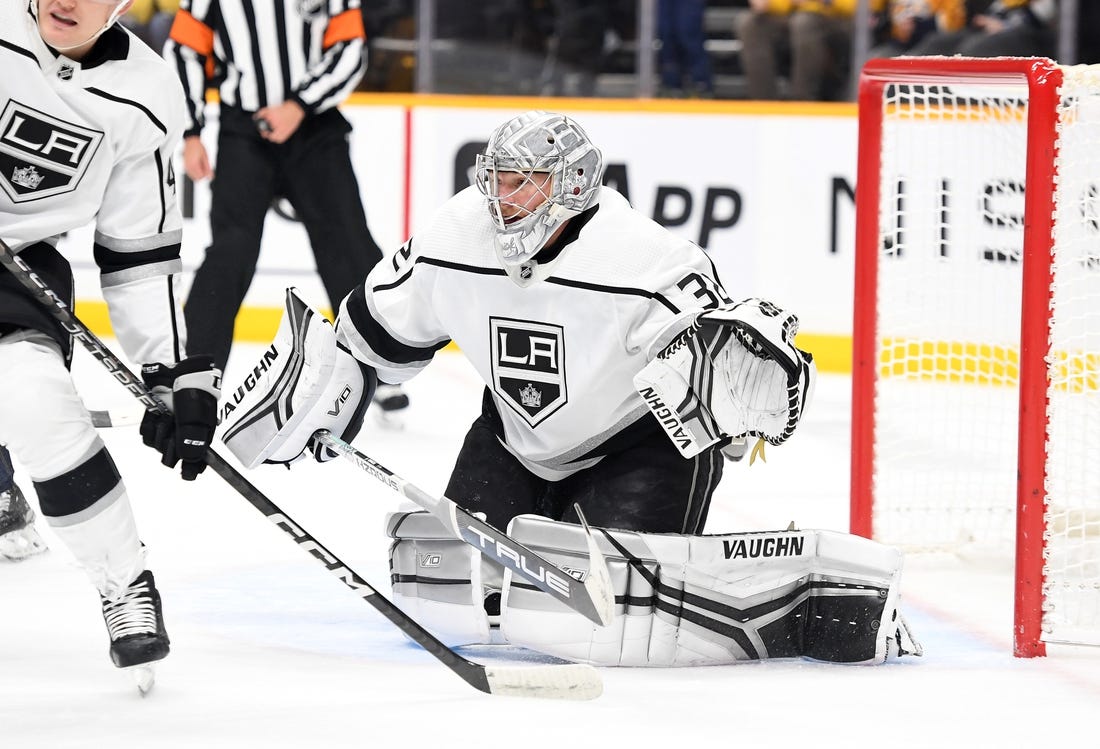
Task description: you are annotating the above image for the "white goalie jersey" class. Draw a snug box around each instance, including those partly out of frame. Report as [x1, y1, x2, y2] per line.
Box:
[0, 3, 188, 366]
[337, 186, 732, 479]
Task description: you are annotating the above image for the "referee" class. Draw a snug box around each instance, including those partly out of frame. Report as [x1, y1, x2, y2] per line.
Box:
[165, 0, 384, 376]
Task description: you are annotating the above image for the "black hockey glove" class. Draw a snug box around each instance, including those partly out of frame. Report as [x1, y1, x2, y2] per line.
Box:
[140, 356, 222, 481]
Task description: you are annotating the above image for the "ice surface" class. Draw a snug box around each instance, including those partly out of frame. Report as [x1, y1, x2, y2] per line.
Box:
[4, 342, 1098, 748]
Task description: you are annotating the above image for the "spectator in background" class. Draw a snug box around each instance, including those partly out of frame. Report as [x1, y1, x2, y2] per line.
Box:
[658, 0, 714, 98]
[547, 0, 611, 96]
[908, 0, 1056, 58]
[868, 0, 967, 58]
[120, 0, 178, 53]
[736, 0, 871, 101]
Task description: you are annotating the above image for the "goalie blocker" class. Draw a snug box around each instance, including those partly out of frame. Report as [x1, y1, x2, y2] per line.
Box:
[388, 510, 921, 666]
[634, 298, 816, 459]
[220, 288, 375, 467]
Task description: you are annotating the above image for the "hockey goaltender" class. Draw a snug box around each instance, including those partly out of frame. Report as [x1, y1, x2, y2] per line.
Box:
[219, 110, 922, 667]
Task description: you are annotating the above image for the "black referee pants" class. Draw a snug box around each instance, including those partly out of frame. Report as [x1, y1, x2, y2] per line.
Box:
[184, 106, 383, 372]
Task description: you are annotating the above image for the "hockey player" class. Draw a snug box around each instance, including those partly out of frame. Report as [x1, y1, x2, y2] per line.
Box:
[226, 110, 773, 534]
[216, 112, 931, 668]
[0, 447, 47, 560]
[0, 0, 221, 689]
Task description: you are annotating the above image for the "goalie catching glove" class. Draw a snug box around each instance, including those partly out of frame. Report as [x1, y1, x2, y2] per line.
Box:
[633, 298, 816, 459]
[219, 288, 376, 468]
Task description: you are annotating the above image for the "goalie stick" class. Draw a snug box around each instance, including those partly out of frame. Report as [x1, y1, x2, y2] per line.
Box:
[0, 239, 602, 701]
[313, 430, 616, 627]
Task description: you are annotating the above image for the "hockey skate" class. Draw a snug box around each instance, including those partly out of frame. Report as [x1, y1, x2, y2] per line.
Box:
[101, 569, 170, 694]
[0, 484, 48, 561]
[372, 383, 410, 429]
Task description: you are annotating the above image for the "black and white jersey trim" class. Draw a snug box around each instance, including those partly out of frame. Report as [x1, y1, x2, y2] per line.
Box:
[408, 256, 686, 313]
[0, 38, 38, 65]
[343, 284, 448, 367]
[86, 88, 167, 134]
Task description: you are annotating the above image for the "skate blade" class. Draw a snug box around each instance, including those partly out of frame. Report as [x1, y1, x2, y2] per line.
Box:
[0, 526, 48, 561]
[128, 665, 157, 696]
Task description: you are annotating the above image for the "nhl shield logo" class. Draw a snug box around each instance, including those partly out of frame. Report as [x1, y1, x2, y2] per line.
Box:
[0, 101, 103, 203]
[490, 317, 567, 427]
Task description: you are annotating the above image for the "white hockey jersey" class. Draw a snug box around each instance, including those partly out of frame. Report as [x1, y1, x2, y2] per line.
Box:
[337, 186, 732, 479]
[0, 4, 188, 366]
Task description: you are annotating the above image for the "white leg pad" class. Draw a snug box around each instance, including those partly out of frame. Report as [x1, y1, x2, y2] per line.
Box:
[386, 510, 499, 647]
[501, 515, 912, 666]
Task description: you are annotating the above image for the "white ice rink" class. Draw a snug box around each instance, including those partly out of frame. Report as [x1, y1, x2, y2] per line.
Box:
[5, 341, 1099, 749]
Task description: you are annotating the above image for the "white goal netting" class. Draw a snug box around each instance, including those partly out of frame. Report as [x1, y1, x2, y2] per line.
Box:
[869, 64, 1100, 646]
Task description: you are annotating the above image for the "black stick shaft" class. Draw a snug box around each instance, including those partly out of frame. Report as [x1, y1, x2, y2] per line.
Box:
[0, 240, 495, 694]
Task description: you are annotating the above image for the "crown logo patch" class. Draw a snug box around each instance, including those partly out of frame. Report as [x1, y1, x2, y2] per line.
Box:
[12, 165, 44, 190]
[519, 383, 542, 408]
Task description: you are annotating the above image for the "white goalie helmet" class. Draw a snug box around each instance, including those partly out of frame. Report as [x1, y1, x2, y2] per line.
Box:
[475, 111, 604, 282]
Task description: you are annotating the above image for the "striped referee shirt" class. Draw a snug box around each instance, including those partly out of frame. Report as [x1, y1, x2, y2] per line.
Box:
[165, 0, 366, 136]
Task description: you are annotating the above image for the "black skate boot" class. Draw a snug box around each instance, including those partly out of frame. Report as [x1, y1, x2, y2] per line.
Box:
[0, 483, 47, 560]
[101, 569, 171, 670]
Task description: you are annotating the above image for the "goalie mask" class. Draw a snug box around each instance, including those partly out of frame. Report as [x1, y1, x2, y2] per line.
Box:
[475, 111, 603, 286]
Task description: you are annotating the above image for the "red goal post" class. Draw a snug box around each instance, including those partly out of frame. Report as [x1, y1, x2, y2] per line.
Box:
[851, 57, 1100, 658]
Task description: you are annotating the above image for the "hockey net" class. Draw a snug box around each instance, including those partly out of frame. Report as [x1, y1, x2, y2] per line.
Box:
[851, 57, 1100, 657]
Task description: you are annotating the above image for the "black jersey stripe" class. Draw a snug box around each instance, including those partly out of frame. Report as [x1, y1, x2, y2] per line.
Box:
[154, 149, 169, 233]
[547, 276, 682, 313]
[241, 0, 267, 109]
[302, 40, 346, 105]
[0, 38, 39, 65]
[93, 242, 182, 275]
[85, 87, 167, 134]
[344, 284, 449, 365]
[272, 0, 292, 97]
[167, 273, 183, 361]
[411, 256, 683, 313]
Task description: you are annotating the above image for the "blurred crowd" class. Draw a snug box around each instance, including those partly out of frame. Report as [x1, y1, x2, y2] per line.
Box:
[125, 0, 1100, 101]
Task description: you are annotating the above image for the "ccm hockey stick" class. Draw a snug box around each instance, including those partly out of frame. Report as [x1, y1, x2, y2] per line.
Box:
[0, 240, 603, 700]
[314, 430, 616, 627]
[89, 408, 143, 428]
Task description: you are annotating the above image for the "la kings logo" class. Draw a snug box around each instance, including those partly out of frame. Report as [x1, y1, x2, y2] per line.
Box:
[490, 317, 567, 427]
[0, 101, 103, 203]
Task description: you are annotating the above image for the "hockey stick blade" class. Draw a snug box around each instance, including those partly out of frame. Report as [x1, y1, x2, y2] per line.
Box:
[482, 664, 602, 700]
[571, 504, 615, 627]
[0, 240, 602, 700]
[89, 408, 144, 428]
[314, 430, 616, 627]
